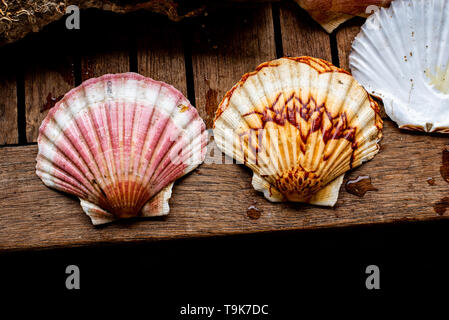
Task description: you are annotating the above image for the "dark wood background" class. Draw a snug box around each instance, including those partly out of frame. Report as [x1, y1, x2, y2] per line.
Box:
[0, 1, 448, 252]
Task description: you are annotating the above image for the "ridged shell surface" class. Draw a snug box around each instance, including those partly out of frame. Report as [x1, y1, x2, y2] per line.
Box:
[214, 57, 383, 205]
[350, 0, 449, 133]
[36, 73, 207, 225]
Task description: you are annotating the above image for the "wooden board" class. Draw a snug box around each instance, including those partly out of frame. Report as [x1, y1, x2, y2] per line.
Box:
[336, 17, 364, 71]
[190, 3, 276, 128]
[336, 17, 388, 118]
[23, 20, 75, 143]
[136, 14, 187, 95]
[0, 44, 19, 145]
[279, 1, 332, 60]
[1, 121, 448, 251]
[80, 11, 131, 81]
[1, 2, 449, 251]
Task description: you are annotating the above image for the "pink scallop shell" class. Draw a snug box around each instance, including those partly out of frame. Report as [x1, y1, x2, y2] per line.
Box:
[36, 73, 207, 225]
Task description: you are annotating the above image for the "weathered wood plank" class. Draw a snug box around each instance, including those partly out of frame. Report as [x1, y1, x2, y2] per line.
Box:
[80, 11, 131, 81]
[136, 14, 187, 95]
[336, 17, 388, 118]
[0, 120, 448, 251]
[23, 21, 75, 143]
[279, 1, 332, 61]
[24, 62, 75, 143]
[0, 45, 18, 145]
[336, 17, 364, 71]
[190, 3, 276, 128]
[1, 2, 447, 253]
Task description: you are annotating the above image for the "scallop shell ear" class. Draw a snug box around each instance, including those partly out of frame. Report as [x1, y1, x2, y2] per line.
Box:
[36, 73, 207, 225]
[308, 175, 344, 206]
[81, 183, 174, 225]
[214, 57, 382, 206]
[140, 182, 173, 218]
[350, 0, 449, 134]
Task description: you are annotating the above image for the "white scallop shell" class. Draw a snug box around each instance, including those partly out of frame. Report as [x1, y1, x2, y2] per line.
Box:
[36, 73, 207, 225]
[350, 0, 449, 133]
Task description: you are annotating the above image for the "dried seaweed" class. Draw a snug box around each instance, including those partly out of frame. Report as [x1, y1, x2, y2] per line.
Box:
[0, 0, 205, 46]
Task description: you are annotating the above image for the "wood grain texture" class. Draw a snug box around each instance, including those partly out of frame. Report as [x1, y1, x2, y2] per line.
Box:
[0, 45, 18, 145]
[136, 14, 187, 95]
[23, 20, 75, 143]
[335, 17, 388, 118]
[336, 17, 364, 71]
[80, 11, 131, 81]
[1, 121, 448, 251]
[190, 3, 276, 128]
[279, 1, 332, 61]
[24, 63, 75, 143]
[1, 2, 448, 252]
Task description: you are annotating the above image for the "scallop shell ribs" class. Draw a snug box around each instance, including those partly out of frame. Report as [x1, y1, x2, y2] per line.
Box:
[350, 0, 449, 133]
[36, 73, 207, 225]
[213, 57, 383, 206]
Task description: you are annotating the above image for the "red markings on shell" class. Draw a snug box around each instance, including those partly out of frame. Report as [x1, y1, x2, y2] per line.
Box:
[213, 57, 383, 205]
[214, 56, 353, 123]
[238, 92, 359, 180]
